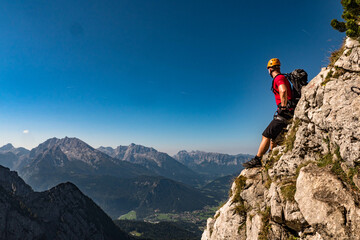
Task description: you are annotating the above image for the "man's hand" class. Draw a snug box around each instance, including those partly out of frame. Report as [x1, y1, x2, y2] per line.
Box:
[277, 105, 289, 117]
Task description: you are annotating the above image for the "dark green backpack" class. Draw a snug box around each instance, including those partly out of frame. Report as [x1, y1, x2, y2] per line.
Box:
[285, 69, 308, 107]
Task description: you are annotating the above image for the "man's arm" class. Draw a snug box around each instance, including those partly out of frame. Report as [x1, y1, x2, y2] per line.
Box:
[278, 84, 287, 107]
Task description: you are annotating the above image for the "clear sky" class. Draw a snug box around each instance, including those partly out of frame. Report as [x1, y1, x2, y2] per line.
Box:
[0, 0, 344, 155]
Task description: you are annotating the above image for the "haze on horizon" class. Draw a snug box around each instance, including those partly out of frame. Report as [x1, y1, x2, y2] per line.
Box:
[0, 0, 343, 155]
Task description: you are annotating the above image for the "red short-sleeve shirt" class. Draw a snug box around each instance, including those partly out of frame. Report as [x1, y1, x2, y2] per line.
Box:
[273, 75, 292, 106]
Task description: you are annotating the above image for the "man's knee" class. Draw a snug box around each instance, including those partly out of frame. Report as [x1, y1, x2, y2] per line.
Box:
[262, 119, 287, 140]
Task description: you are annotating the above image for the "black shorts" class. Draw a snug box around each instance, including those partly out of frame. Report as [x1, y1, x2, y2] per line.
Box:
[262, 119, 288, 140]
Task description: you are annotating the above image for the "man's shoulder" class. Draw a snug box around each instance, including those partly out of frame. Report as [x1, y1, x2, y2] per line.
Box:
[275, 74, 287, 80]
[274, 74, 288, 84]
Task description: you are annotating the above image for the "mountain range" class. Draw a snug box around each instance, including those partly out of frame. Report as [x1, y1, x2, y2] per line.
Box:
[173, 150, 251, 178]
[97, 144, 202, 186]
[20, 137, 155, 191]
[0, 137, 251, 219]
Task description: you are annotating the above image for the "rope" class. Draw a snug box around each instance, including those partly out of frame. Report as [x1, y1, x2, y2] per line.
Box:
[351, 86, 360, 95]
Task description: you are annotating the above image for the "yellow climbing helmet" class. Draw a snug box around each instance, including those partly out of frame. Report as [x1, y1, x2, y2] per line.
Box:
[267, 58, 281, 69]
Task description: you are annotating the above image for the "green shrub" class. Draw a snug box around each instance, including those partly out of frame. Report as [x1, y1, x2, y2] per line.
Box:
[331, 0, 360, 39]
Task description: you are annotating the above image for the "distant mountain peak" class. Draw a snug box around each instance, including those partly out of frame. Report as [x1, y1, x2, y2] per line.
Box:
[126, 143, 156, 155]
[0, 143, 15, 151]
[29, 137, 104, 167]
[23, 137, 155, 185]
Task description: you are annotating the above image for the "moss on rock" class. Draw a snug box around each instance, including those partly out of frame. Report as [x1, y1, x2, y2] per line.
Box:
[283, 119, 301, 153]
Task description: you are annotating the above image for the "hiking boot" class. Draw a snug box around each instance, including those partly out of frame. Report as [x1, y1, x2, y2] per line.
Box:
[242, 156, 262, 169]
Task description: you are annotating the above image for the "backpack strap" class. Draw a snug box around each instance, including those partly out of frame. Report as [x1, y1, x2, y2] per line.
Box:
[271, 74, 284, 94]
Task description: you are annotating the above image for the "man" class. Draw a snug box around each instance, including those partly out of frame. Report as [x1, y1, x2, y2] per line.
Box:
[242, 58, 294, 168]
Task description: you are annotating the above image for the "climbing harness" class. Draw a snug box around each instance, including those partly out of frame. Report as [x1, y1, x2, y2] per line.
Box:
[273, 111, 290, 123]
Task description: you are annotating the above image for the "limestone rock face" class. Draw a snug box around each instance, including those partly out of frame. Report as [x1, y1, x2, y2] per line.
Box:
[202, 37, 360, 240]
[335, 38, 360, 71]
[295, 164, 360, 239]
[202, 177, 247, 240]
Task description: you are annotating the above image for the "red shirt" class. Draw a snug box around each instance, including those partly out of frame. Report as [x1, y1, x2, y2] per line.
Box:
[273, 74, 292, 106]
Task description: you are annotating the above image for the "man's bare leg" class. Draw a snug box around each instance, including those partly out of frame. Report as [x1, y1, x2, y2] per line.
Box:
[256, 136, 271, 158]
[270, 140, 277, 150]
[243, 136, 271, 168]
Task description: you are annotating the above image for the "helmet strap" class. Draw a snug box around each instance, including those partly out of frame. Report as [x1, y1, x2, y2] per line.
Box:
[269, 67, 280, 78]
[269, 68, 274, 78]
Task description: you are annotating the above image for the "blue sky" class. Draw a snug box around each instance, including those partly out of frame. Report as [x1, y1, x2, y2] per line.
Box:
[0, 0, 344, 155]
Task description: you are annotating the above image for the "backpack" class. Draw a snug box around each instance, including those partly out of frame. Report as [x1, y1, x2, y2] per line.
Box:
[285, 69, 308, 107]
[271, 69, 308, 108]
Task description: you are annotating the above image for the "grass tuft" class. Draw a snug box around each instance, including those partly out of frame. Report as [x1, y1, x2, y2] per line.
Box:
[317, 152, 333, 167]
[283, 119, 301, 153]
[295, 161, 312, 177]
[258, 207, 271, 240]
[333, 67, 346, 79]
[329, 43, 345, 67]
[321, 70, 334, 86]
[232, 175, 248, 217]
[234, 203, 248, 217]
[348, 166, 360, 191]
[288, 235, 300, 240]
[345, 48, 352, 56]
[316, 150, 360, 192]
[232, 176, 246, 202]
[238, 222, 246, 233]
[334, 145, 342, 161]
[228, 188, 233, 198]
[280, 183, 296, 202]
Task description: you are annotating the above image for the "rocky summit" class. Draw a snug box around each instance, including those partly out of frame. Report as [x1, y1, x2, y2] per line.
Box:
[202, 37, 360, 240]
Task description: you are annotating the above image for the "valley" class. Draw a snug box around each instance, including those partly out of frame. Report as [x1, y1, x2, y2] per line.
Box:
[0, 138, 251, 239]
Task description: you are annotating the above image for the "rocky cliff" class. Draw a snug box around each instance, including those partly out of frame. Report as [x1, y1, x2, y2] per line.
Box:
[0, 165, 134, 240]
[202, 37, 360, 240]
